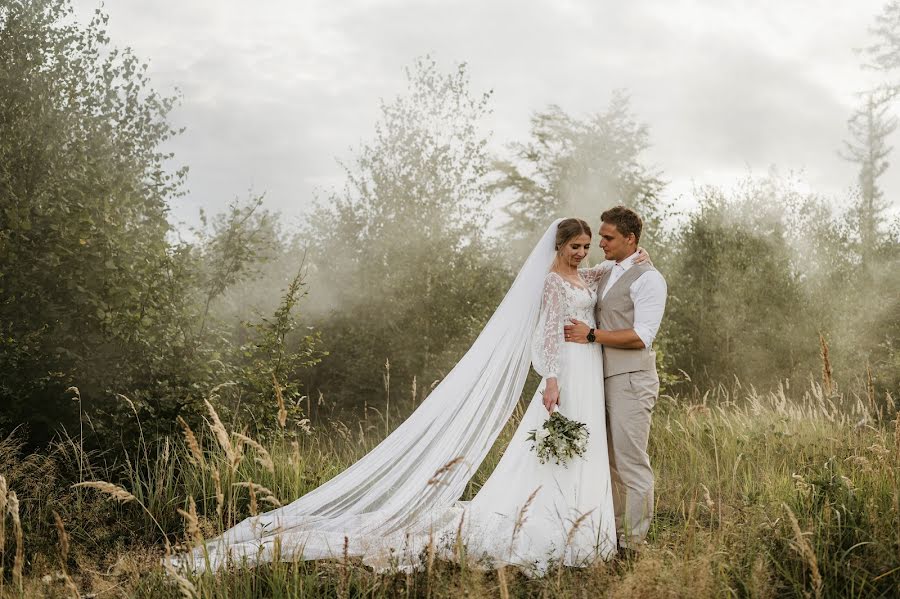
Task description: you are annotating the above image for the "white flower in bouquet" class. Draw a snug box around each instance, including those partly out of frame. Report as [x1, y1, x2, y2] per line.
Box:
[526, 410, 589, 467]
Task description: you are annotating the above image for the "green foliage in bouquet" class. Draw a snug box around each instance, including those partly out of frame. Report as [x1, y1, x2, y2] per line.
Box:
[526, 411, 590, 467]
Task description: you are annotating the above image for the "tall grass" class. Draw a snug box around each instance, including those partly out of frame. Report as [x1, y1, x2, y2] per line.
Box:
[0, 375, 897, 598]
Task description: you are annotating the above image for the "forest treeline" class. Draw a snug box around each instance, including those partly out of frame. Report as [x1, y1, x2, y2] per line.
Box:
[1, 0, 897, 449]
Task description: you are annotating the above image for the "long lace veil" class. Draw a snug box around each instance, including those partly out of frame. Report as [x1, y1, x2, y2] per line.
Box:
[176, 219, 563, 570]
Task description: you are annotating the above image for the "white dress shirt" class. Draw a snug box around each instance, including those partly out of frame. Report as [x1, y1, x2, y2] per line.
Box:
[600, 252, 667, 348]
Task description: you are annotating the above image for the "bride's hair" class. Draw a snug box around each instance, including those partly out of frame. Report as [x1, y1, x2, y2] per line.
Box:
[555, 218, 592, 251]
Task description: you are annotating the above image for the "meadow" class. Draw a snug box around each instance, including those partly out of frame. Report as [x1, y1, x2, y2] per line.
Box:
[1, 373, 897, 598]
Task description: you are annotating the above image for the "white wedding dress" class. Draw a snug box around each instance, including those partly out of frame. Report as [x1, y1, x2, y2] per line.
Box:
[169, 220, 616, 576]
[446, 270, 617, 572]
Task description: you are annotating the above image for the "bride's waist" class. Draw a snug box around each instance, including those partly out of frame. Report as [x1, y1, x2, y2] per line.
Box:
[556, 342, 602, 380]
[565, 315, 596, 326]
[559, 340, 602, 358]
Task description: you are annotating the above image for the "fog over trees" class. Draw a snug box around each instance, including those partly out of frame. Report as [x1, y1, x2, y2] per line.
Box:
[1, 0, 897, 449]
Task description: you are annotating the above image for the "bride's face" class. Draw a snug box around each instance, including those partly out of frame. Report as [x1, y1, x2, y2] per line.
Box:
[557, 233, 591, 268]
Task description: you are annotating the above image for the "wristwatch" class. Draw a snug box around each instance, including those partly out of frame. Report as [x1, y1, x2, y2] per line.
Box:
[586, 328, 596, 343]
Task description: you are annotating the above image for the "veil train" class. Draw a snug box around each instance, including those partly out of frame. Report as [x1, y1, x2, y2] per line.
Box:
[171, 219, 565, 572]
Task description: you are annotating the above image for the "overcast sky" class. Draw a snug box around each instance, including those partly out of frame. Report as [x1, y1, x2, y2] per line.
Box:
[73, 0, 900, 230]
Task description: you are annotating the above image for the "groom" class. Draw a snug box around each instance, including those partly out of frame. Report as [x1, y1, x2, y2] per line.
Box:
[563, 205, 667, 550]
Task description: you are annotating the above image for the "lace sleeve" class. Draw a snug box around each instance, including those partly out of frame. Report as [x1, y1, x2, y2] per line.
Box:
[580, 261, 612, 286]
[531, 273, 566, 379]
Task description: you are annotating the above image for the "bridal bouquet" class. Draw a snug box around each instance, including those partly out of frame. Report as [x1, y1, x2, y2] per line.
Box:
[526, 410, 590, 467]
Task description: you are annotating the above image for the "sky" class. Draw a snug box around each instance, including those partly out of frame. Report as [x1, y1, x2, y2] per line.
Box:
[72, 0, 900, 231]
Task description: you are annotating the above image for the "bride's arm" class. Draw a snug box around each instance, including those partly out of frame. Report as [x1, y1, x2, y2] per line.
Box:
[580, 261, 613, 286]
[531, 274, 565, 412]
[580, 247, 652, 285]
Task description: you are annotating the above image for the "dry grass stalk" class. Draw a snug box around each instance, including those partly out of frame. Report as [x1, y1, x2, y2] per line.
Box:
[52, 512, 79, 599]
[204, 399, 238, 470]
[383, 359, 391, 434]
[819, 333, 833, 395]
[272, 534, 282, 563]
[700, 483, 716, 512]
[260, 494, 283, 508]
[563, 510, 592, 552]
[411, 375, 417, 405]
[212, 467, 224, 519]
[783, 503, 823, 599]
[177, 496, 203, 547]
[233, 481, 281, 509]
[894, 415, 900, 467]
[248, 480, 258, 516]
[497, 565, 511, 599]
[511, 486, 541, 549]
[232, 432, 275, 473]
[273, 373, 288, 429]
[426, 528, 435, 581]
[61, 573, 80, 599]
[73, 480, 170, 545]
[338, 535, 350, 599]
[177, 416, 206, 469]
[118, 393, 138, 417]
[52, 511, 69, 563]
[290, 440, 301, 467]
[427, 456, 465, 486]
[74, 481, 136, 503]
[555, 510, 593, 584]
[866, 364, 875, 407]
[232, 432, 247, 467]
[163, 561, 198, 599]
[8, 491, 23, 592]
[454, 510, 466, 563]
[0, 474, 7, 578]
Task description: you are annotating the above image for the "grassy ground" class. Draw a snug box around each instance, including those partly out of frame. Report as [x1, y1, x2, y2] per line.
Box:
[0, 377, 897, 598]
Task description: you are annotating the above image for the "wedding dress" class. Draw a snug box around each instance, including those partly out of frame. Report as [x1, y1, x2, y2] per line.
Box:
[447, 269, 617, 572]
[170, 219, 616, 575]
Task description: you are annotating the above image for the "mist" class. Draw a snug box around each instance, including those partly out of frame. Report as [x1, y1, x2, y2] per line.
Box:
[3, 1, 900, 595]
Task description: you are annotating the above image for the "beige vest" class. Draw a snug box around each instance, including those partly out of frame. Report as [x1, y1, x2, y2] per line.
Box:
[594, 263, 657, 378]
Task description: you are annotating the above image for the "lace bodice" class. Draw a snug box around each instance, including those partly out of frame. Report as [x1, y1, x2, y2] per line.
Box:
[531, 264, 610, 378]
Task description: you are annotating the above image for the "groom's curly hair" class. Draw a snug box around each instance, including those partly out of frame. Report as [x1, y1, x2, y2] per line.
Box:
[600, 206, 642, 243]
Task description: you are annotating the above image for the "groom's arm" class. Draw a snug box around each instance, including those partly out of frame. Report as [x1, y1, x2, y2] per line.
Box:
[564, 270, 667, 348]
[564, 322, 645, 348]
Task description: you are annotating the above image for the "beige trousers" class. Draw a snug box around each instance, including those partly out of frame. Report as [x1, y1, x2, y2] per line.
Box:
[604, 369, 659, 546]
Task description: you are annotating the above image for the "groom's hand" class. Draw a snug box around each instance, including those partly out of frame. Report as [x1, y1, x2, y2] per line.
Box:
[564, 319, 590, 344]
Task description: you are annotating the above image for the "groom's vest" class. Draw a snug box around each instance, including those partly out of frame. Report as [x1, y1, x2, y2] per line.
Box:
[594, 264, 658, 379]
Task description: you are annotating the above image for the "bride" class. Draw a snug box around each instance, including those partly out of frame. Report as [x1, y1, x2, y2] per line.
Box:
[170, 218, 646, 575]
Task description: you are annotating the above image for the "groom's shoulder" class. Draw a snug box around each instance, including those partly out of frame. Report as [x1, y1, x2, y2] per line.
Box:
[635, 262, 662, 276]
[636, 263, 666, 286]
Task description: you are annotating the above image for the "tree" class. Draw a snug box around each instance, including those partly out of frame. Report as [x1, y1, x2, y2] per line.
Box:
[864, 1, 900, 76]
[841, 89, 897, 268]
[0, 0, 185, 441]
[662, 176, 816, 385]
[0, 1, 292, 444]
[492, 91, 666, 251]
[300, 57, 509, 411]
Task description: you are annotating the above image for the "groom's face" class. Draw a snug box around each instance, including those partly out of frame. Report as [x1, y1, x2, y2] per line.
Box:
[599, 222, 636, 262]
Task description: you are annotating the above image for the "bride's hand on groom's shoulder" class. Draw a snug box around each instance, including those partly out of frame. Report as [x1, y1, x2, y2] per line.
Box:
[564, 319, 590, 344]
[634, 246, 651, 265]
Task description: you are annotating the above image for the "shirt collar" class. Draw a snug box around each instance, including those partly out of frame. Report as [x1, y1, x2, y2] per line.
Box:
[615, 251, 640, 272]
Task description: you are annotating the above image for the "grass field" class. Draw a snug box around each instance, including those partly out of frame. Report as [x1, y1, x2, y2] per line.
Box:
[0, 376, 897, 598]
